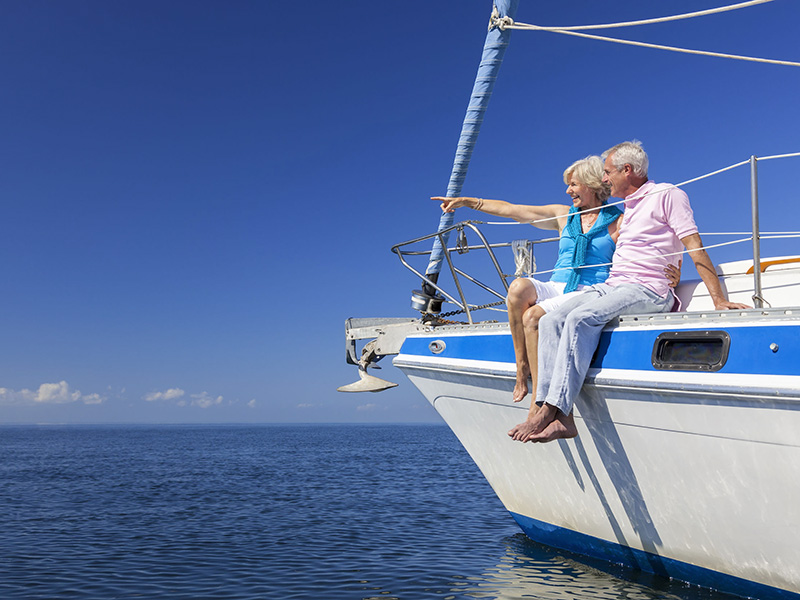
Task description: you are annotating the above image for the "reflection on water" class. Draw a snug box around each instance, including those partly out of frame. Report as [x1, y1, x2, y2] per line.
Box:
[453, 534, 739, 600]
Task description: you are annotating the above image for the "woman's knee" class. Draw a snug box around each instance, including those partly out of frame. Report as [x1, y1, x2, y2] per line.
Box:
[506, 278, 537, 308]
[522, 305, 546, 330]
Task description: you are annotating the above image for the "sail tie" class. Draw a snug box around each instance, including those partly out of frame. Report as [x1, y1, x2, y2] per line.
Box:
[488, 6, 515, 31]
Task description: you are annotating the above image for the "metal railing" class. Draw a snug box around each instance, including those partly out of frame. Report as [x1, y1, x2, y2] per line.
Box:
[392, 220, 558, 324]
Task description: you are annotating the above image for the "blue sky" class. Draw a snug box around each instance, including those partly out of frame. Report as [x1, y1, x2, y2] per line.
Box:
[1, 0, 798, 424]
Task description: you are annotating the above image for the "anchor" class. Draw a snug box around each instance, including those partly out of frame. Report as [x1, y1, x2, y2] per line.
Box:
[337, 318, 423, 393]
[337, 338, 398, 393]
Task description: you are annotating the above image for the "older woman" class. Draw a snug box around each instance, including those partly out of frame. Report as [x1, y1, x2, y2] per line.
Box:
[434, 155, 679, 441]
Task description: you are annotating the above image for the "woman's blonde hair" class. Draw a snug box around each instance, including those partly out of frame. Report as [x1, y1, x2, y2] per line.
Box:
[562, 155, 611, 203]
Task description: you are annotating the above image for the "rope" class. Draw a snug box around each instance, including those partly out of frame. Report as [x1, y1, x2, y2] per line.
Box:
[760, 151, 800, 161]
[704, 231, 800, 236]
[496, 0, 773, 31]
[532, 29, 800, 68]
[489, 0, 800, 68]
[468, 230, 800, 282]
[433, 149, 800, 306]
[761, 233, 800, 240]
[481, 157, 754, 228]
[529, 236, 754, 279]
[516, 231, 798, 279]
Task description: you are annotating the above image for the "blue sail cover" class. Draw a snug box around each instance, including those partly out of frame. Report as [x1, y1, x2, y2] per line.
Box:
[425, 0, 520, 279]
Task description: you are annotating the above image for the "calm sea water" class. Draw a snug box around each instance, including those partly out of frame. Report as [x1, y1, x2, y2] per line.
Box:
[0, 424, 741, 600]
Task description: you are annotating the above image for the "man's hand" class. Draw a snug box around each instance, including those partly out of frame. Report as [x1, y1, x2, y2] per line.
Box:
[712, 297, 749, 310]
[681, 233, 751, 310]
[665, 260, 682, 288]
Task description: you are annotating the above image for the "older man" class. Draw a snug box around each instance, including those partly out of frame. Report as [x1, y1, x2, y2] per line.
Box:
[515, 140, 748, 443]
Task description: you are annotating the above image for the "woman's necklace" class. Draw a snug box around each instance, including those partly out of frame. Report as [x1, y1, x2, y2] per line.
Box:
[580, 208, 599, 233]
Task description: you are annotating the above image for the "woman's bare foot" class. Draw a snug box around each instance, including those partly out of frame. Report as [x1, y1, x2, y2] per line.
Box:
[512, 370, 530, 403]
[508, 403, 558, 442]
[528, 412, 578, 443]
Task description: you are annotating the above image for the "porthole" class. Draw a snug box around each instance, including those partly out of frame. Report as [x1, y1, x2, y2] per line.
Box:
[651, 330, 730, 371]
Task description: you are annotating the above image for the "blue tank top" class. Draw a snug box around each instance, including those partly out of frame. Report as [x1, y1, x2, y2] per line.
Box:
[550, 218, 616, 285]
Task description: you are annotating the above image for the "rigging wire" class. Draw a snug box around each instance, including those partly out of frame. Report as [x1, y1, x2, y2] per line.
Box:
[428, 3, 798, 304]
[500, 0, 773, 31]
[761, 233, 800, 240]
[528, 237, 754, 280]
[761, 151, 800, 161]
[491, 0, 800, 68]
[432, 227, 800, 310]
[482, 158, 750, 227]
[527, 29, 800, 68]
[482, 154, 800, 228]
[461, 151, 800, 280]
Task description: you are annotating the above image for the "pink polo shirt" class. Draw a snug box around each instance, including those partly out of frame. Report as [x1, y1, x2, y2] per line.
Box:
[605, 180, 698, 298]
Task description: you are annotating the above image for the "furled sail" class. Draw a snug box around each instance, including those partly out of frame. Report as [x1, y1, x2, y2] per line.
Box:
[423, 0, 520, 288]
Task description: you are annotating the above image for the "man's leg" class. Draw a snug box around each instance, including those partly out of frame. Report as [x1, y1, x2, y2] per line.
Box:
[531, 411, 578, 443]
[532, 284, 673, 442]
[509, 290, 601, 442]
[535, 289, 601, 408]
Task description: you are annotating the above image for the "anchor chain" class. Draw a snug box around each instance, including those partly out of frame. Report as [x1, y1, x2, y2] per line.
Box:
[421, 299, 506, 325]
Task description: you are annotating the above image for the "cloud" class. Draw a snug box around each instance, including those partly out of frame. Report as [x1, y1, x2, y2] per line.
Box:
[143, 388, 222, 409]
[0, 381, 106, 405]
[187, 392, 223, 409]
[80, 393, 105, 405]
[247, 399, 257, 408]
[143, 388, 185, 402]
[356, 403, 377, 411]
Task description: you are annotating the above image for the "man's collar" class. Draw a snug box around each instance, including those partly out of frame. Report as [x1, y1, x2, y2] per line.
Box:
[626, 180, 656, 203]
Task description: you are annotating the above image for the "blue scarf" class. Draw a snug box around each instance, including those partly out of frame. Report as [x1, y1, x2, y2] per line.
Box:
[563, 204, 623, 293]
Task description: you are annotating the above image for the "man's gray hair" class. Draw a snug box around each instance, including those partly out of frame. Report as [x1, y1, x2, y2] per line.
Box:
[602, 140, 649, 178]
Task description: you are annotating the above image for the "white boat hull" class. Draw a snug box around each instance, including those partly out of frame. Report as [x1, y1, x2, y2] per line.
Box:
[395, 310, 800, 599]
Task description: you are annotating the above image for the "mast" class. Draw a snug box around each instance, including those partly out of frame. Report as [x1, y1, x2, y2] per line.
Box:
[414, 0, 520, 312]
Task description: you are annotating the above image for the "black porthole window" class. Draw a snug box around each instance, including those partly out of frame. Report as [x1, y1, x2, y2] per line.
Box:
[651, 330, 731, 371]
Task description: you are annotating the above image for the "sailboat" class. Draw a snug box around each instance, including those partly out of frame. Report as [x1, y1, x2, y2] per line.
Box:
[340, 2, 800, 598]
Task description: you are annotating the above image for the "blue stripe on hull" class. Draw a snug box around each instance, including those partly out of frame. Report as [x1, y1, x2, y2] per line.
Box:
[401, 324, 800, 376]
[592, 326, 800, 374]
[511, 511, 799, 600]
[401, 333, 514, 364]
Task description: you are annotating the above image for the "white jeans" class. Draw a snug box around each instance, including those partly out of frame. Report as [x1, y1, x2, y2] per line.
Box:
[536, 283, 674, 415]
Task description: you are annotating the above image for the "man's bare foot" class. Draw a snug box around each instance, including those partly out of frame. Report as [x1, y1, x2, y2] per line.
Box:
[528, 412, 578, 443]
[508, 403, 558, 442]
[512, 371, 530, 403]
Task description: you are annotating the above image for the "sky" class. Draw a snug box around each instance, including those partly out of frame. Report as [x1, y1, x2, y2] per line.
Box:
[0, 0, 798, 424]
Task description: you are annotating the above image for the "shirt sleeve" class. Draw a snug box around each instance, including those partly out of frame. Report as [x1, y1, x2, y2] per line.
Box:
[663, 186, 699, 240]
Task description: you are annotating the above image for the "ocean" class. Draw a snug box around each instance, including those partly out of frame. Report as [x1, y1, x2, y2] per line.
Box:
[0, 424, 741, 600]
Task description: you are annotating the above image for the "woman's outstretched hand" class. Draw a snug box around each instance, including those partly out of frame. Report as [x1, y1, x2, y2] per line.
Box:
[432, 196, 473, 213]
